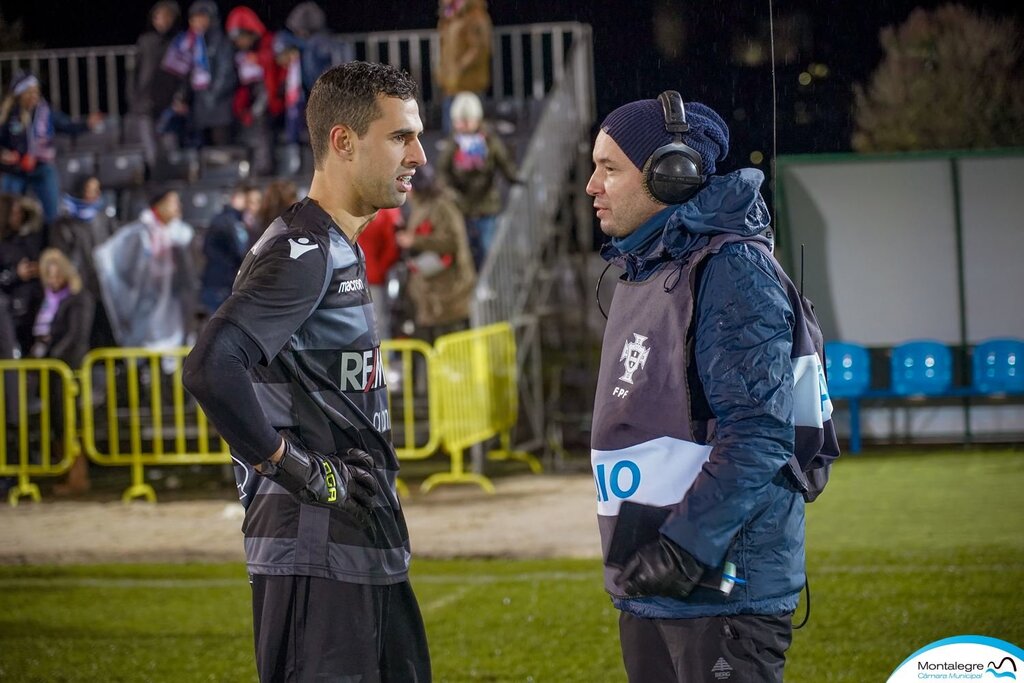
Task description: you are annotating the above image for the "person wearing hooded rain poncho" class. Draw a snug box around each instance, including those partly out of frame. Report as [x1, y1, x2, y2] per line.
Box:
[92, 188, 197, 362]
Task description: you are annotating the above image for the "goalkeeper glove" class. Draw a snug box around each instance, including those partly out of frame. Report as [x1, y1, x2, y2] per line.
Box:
[259, 434, 379, 511]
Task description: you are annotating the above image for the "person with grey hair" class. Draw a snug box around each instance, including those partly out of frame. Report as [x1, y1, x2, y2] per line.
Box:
[587, 92, 838, 682]
[436, 90, 520, 269]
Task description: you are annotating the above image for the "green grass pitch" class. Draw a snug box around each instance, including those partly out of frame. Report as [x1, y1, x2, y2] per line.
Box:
[0, 448, 1021, 682]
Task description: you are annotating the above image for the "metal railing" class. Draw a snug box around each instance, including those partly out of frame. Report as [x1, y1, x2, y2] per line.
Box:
[3, 329, 540, 502]
[425, 322, 540, 493]
[0, 359, 78, 505]
[0, 22, 592, 119]
[470, 25, 596, 457]
[79, 347, 230, 502]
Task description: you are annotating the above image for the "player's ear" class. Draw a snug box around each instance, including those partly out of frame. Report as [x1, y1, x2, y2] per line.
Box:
[329, 124, 356, 160]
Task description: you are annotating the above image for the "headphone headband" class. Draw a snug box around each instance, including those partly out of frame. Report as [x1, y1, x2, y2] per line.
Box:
[658, 90, 689, 136]
[643, 90, 705, 205]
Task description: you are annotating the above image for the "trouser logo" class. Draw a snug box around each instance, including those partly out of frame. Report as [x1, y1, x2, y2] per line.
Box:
[712, 656, 733, 680]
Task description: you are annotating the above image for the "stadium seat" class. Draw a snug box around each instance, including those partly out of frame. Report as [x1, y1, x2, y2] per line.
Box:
[73, 118, 120, 151]
[890, 340, 953, 396]
[825, 341, 871, 398]
[55, 151, 97, 190]
[972, 338, 1024, 395]
[150, 148, 199, 183]
[179, 185, 230, 229]
[199, 146, 250, 182]
[121, 115, 145, 146]
[274, 144, 313, 178]
[825, 341, 872, 454]
[96, 148, 145, 189]
[99, 189, 119, 220]
[53, 133, 74, 155]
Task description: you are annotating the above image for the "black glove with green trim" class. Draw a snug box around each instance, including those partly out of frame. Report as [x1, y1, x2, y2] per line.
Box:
[259, 434, 379, 511]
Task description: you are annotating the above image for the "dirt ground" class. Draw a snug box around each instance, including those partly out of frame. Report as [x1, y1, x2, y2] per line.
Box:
[0, 473, 603, 565]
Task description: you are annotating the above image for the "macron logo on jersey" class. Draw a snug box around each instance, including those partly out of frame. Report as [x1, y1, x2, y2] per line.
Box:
[288, 237, 319, 259]
[337, 279, 364, 293]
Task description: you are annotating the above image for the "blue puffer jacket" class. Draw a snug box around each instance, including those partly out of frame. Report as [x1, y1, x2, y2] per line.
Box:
[602, 168, 804, 619]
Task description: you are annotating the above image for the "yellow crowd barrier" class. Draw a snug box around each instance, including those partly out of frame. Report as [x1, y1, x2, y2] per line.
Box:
[380, 338, 441, 497]
[425, 322, 542, 494]
[79, 347, 230, 502]
[3, 326, 539, 503]
[0, 359, 78, 505]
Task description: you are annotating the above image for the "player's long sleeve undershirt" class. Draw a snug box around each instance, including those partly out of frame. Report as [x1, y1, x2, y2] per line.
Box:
[182, 317, 282, 466]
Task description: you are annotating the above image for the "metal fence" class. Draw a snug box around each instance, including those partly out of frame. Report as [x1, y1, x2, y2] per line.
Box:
[0, 22, 593, 120]
[2, 329, 538, 502]
[426, 322, 540, 493]
[469, 26, 596, 457]
[0, 359, 78, 504]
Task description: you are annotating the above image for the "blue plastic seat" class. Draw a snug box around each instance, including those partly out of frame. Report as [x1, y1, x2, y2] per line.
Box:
[890, 341, 953, 396]
[972, 338, 1024, 395]
[824, 341, 871, 398]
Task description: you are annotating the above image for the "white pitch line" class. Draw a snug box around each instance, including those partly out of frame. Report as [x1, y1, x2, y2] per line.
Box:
[0, 564, 1020, 590]
[420, 585, 474, 613]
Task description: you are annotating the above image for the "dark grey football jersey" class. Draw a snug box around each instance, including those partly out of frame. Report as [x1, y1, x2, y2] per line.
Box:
[215, 198, 410, 584]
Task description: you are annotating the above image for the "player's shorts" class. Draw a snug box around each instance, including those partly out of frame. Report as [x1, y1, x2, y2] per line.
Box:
[251, 574, 431, 682]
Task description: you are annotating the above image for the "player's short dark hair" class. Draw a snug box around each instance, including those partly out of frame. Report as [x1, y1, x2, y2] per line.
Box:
[306, 61, 419, 170]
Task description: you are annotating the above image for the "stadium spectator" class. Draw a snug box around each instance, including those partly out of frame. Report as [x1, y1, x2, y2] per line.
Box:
[0, 193, 44, 356]
[358, 207, 402, 343]
[255, 178, 297, 231]
[31, 248, 94, 367]
[436, 0, 492, 133]
[129, 1, 183, 168]
[437, 91, 520, 269]
[182, 61, 431, 681]
[285, 2, 352, 95]
[48, 175, 117, 347]
[0, 72, 102, 225]
[162, 1, 237, 147]
[225, 7, 283, 177]
[397, 164, 475, 341]
[199, 182, 262, 314]
[93, 189, 197, 354]
[586, 92, 838, 682]
[272, 31, 307, 145]
[30, 248, 95, 493]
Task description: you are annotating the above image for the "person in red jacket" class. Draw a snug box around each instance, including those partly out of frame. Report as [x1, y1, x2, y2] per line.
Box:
[358, 207, 402, 344]
[225, 6, 283, 176]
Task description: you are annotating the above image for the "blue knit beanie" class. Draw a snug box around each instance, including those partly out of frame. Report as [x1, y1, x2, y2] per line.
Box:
[600, 99, 730, 176]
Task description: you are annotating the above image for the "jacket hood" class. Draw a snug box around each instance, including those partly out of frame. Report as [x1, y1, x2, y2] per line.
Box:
[16, 196, 45, 236]
[286, 2, 326, 35]
[442, 0, 488, 18]
[226, 7, 268, 39]
[601, 168, 771, 276]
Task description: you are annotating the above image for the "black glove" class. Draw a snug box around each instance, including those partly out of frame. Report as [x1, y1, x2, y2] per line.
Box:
[616, 536, 705, 599]
[259, 435, 380, 511]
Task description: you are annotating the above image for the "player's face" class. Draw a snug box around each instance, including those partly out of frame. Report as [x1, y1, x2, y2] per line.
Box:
[351, 96, 426, 213]
[586, 131, 663, 238]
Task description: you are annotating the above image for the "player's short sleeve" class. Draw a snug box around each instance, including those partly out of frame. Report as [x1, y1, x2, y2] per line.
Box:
[215, 233, 329, 364]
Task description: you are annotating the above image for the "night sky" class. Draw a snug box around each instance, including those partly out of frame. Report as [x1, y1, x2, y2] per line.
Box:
[4, 0, 1023, 164]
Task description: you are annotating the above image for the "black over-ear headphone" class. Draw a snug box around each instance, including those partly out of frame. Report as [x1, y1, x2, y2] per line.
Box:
[643, 90, 705, 205]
